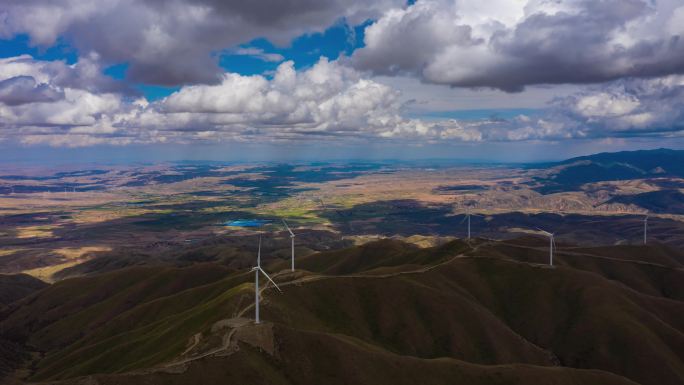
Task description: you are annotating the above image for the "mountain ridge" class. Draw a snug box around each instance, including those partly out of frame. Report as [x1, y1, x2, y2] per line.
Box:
[1, 238, 683, 385]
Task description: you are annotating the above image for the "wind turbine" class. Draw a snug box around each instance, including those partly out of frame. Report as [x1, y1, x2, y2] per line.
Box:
[282, 219, 295, 271]
[253, 236, 282, 324]
[460, 208, 481, 240]
[643, 215, 648, 245]
[537, 228, 555, 267]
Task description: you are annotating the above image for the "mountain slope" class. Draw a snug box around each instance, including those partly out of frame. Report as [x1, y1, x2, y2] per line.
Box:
[0, 274, 47, 308]
[557, 148, 684, 174]
[530, 148, 684, 193]
[54, 325, 639, 385]
[605, 189, 684, 214]
[1, 239, 683, 385]
[471, 237, 684, 301]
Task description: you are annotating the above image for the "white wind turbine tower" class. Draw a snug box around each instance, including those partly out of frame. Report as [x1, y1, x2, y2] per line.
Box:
[253, 236, 282, 324]
[643, 215, 649, 245]
[282, 219, 296, 271]
[537, 228, 556, 266]
[460, 208, 481, 240]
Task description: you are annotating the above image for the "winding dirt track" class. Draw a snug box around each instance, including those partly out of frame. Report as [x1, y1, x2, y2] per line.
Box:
[161, 242, 494, 369]
[160, 239, 683, 370]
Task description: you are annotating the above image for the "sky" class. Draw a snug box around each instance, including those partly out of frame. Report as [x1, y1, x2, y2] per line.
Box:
[1, 0, 684, 163]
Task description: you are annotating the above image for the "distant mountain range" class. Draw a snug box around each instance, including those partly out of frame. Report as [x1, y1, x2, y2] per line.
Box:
[530, 148, 684, 199]
[556, 148, 684, 173]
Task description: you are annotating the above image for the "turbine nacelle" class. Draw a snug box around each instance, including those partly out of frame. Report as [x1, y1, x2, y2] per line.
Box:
[252, 266, 282, 293]
[536, 227, 554, 237]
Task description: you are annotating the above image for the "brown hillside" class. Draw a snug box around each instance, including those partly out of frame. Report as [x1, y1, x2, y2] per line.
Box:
[0, 239, 682, 385]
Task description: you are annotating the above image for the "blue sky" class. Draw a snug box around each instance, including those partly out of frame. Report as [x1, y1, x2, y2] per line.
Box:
[0, 34, 78, 64]
[0, 0, 683, 163]
[92, 20, 371, 101]
[1, 20, 368, 102]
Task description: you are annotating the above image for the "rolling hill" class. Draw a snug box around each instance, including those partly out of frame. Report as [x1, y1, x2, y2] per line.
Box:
[1, 238, 683, 385]
[530, 148, 684, 194]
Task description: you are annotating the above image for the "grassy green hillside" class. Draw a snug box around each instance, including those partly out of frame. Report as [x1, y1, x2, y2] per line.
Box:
[1, 238, 683, 385]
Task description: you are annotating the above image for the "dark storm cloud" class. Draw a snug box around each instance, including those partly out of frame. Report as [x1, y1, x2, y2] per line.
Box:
[0, 0, 402, 86]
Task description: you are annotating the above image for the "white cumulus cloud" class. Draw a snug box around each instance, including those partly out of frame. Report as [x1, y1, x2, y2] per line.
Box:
[352, 0, 684, 91]
[2, 54, 684, 148]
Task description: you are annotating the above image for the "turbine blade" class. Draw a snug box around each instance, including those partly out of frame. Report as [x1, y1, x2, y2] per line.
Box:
[536, 227, 551, 236]
[257, 236, 261, 267]
[258, 268, 282, 292]
[459, 215, 468, 224]
[282, 219, 295, 237]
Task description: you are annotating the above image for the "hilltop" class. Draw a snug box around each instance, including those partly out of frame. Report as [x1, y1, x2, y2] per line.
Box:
[1, 238, 682, 385]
